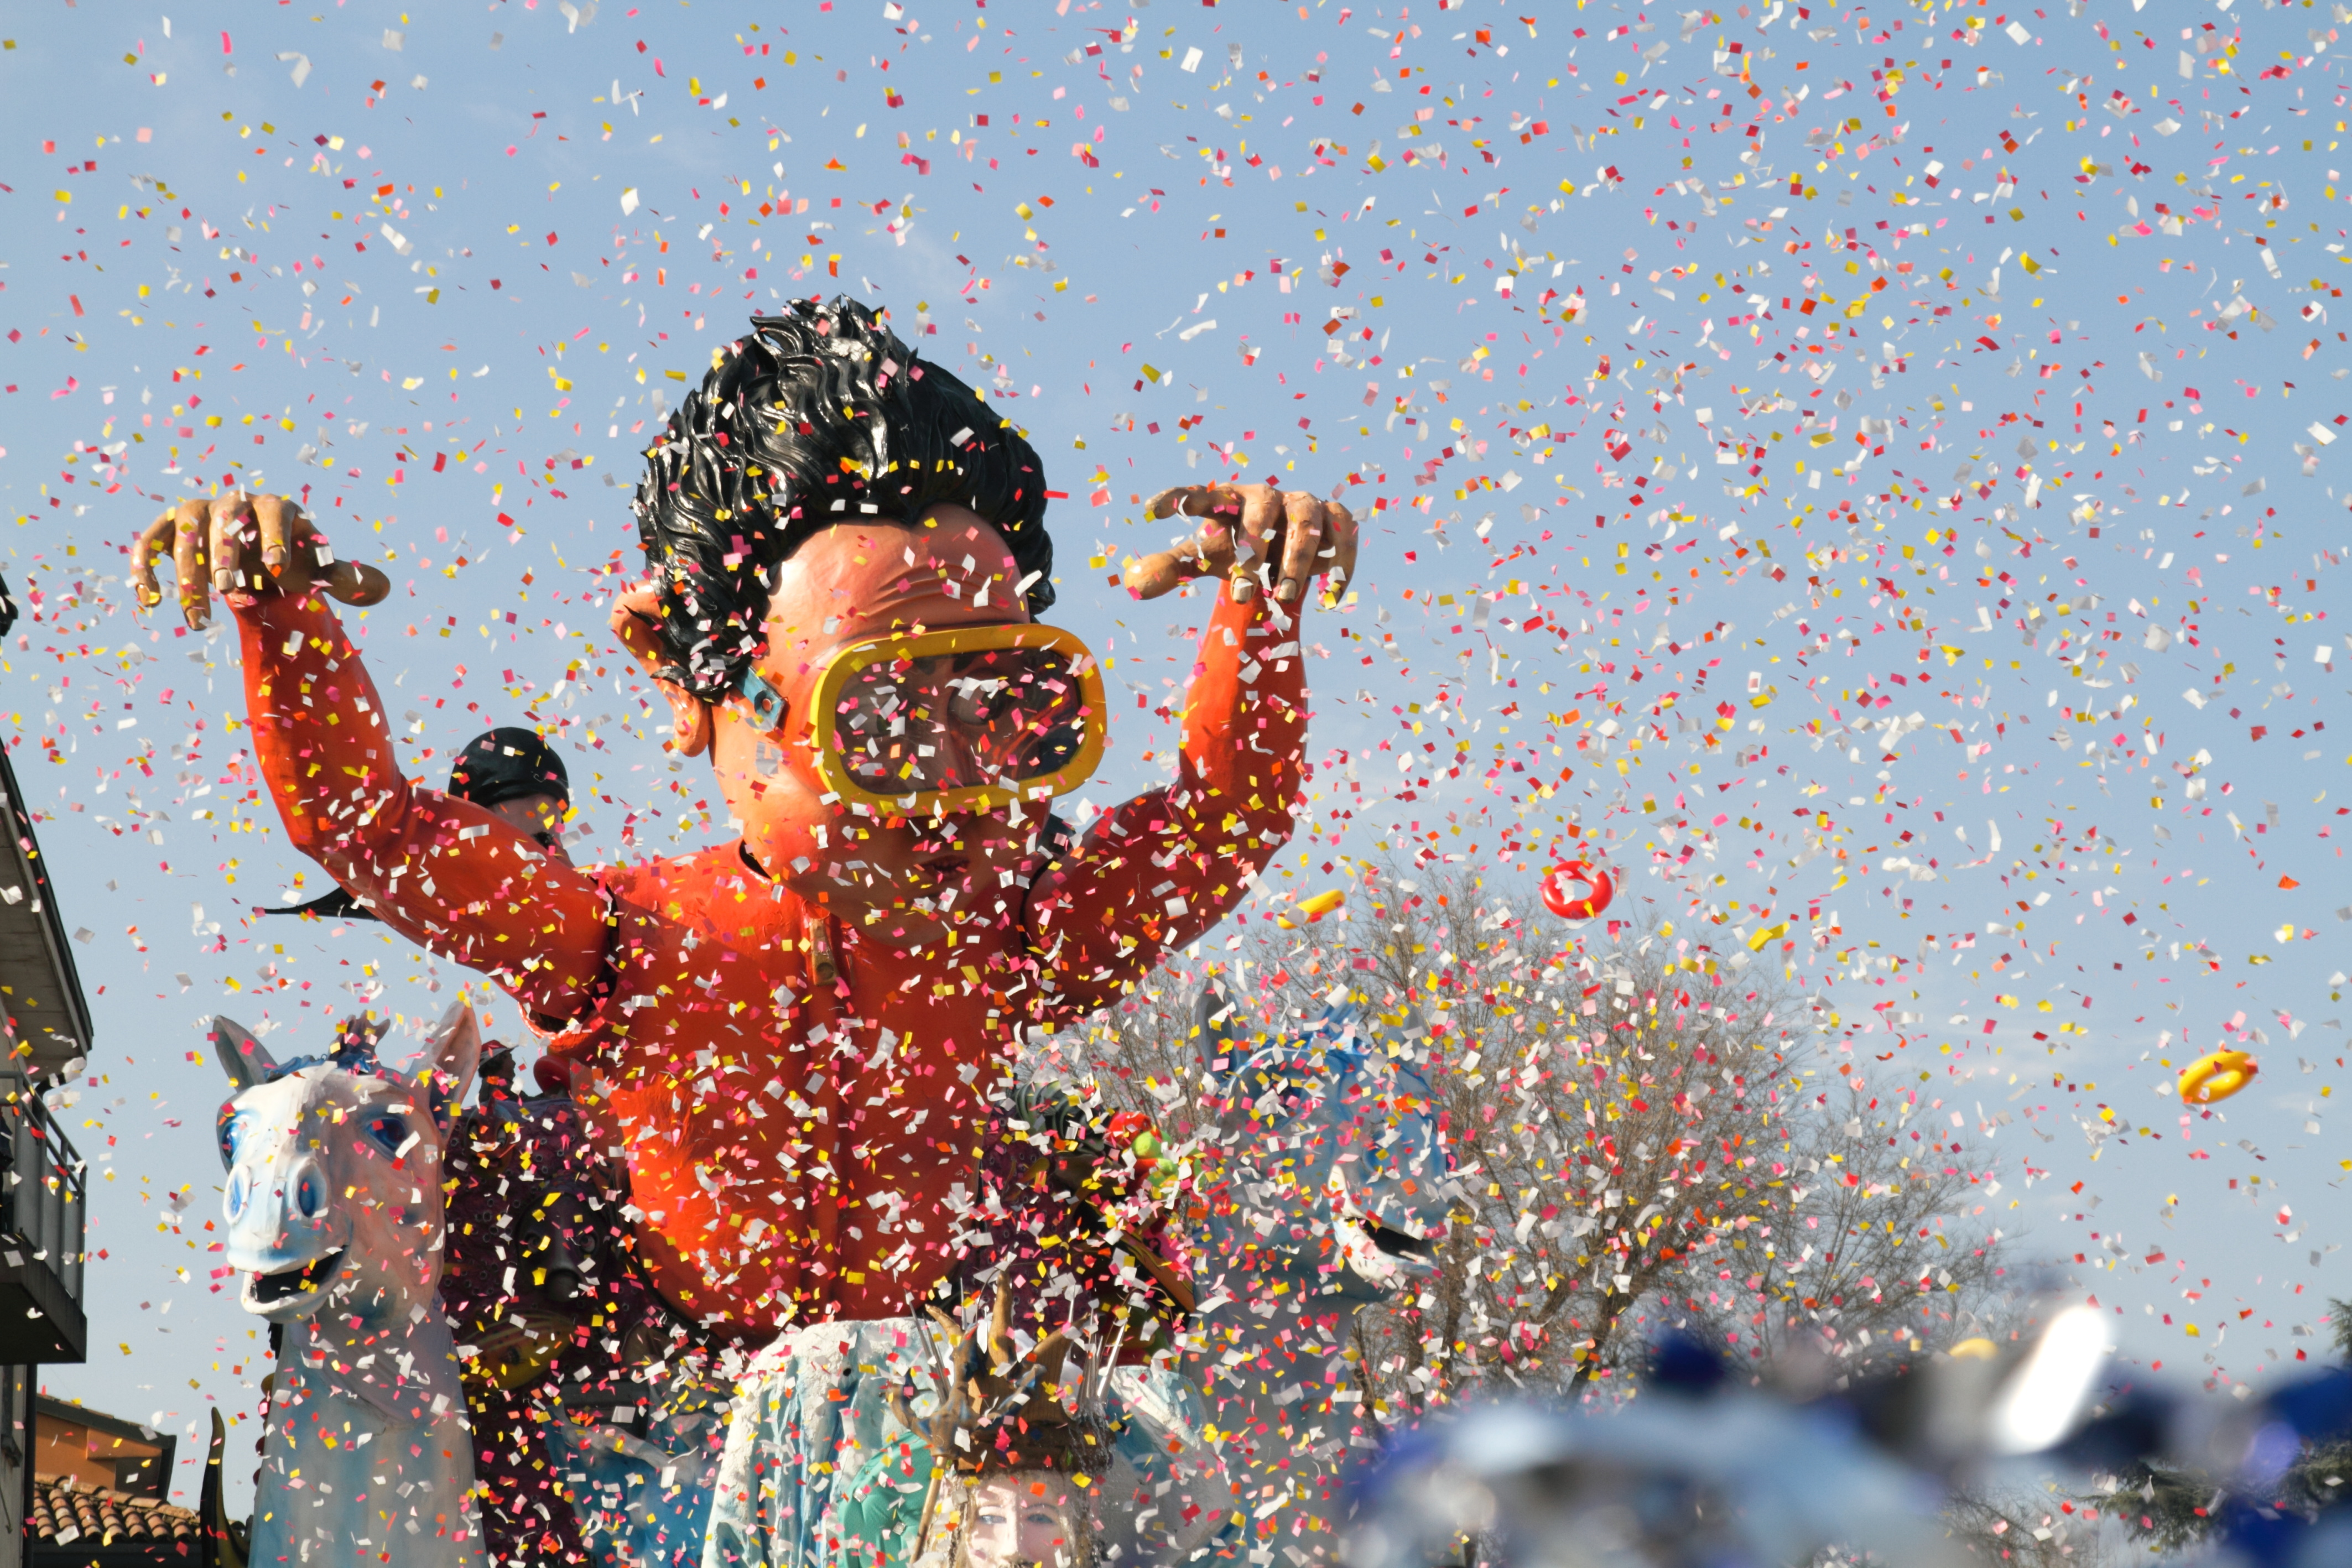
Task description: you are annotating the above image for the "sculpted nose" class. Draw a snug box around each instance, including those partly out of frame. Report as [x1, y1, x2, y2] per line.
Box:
[253, 1155, 331, 1239]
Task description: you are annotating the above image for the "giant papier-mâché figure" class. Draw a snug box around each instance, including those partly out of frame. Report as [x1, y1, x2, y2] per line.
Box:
[130, 294, 1356, 1342]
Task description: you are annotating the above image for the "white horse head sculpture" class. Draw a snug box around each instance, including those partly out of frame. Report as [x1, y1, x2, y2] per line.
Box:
[216, 1006, 480, 1324]
[213, 1002, 487, 1567]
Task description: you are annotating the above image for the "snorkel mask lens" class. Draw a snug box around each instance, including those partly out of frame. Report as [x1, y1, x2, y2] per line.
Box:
[806, 626, 1105, 815]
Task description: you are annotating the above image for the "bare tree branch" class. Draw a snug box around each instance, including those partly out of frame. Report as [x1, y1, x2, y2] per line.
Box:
[1047, 858, 2013, 1415]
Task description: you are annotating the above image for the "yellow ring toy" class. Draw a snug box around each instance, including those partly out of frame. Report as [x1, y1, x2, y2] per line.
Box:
[2178, 1049, 2258, 1105]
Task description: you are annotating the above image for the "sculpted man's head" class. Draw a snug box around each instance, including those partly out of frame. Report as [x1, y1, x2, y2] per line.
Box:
[613, 298, 1065, 948]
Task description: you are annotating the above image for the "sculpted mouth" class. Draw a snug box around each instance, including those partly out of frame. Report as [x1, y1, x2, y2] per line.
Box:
[249, 1249, 346, 1305]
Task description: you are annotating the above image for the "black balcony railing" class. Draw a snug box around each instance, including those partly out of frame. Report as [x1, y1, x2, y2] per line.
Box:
[0, 1070, 86, 1364]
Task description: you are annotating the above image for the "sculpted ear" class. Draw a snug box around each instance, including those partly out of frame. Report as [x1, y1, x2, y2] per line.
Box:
[609, 582, 715, 758]
[211, 1016, 279, 1091]
[415, 999, 482, 1120]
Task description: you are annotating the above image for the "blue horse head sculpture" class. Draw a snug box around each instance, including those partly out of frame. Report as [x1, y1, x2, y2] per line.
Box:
[1185, 982, 1458, 1307]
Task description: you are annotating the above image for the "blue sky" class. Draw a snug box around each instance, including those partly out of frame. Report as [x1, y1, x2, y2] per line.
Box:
[0, 0, 2344, 1508]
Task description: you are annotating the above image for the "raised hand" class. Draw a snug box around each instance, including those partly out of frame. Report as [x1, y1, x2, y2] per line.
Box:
[1121, 483, 1358, 610]
[129, 493, 389, 630]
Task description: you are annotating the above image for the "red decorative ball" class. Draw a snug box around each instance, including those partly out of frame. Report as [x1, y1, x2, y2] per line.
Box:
[1541, 859, 1615, 922]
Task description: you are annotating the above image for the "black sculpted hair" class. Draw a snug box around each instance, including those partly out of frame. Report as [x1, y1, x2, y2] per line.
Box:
[631, 296, 1056, 702]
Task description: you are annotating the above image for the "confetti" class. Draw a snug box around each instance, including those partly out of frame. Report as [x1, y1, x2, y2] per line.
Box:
[3, 0, 2339, 1550]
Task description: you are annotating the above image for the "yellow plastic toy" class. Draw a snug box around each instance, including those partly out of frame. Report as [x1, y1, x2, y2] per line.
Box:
[1276, 888, 1346, 929]
[2178, 1049, 2258, 1105]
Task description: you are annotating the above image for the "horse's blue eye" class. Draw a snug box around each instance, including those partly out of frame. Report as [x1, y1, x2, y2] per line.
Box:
[363, 1113, 410, 1158]
[216, 1109, 247, 1170]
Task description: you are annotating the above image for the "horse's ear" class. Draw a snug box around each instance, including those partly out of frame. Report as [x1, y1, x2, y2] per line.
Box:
[415, 999, 482, 1117]
[210, 1017, 279, 1091]
[1191, 980, 1239, 1079]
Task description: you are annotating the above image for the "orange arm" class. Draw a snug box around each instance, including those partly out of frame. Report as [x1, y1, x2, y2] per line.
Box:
[1027, 589, 1307, 1018]
[235, 591, 609, 1018]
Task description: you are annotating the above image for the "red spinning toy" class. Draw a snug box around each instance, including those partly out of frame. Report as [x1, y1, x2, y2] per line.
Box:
[1541, 859, 1615, 922]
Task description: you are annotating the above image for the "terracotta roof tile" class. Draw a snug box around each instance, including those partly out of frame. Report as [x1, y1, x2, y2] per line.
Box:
[29, 1473, 202, 1548]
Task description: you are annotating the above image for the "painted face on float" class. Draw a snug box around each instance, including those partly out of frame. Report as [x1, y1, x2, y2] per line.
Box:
[963, 1474, 1086, 1568]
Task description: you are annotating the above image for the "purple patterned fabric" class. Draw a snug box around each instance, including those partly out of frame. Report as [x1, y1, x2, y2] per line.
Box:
[443, 1049, 683, 1566]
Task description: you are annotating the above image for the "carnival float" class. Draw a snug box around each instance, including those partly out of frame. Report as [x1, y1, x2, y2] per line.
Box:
[130, 296, 1487, 1568]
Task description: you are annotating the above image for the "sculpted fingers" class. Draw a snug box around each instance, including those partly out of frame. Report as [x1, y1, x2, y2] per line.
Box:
[284, 515, 378, 605]
[251, 494, 299, 582]
[130, 513, 177, 611]
[170, 500, 213, 629]
[1148, 483, 1248, 522]
[1323, 500, 1360, 597]
[1121, 548, 1211, 601]
[1230, 486, 1284, 604]
[321, 558, 392, 607]
[1126, 515, 1233, 598]
[1144, 485, 1211, 522]
[1274, 492, 1326, 603]
[135, 492, 376, 623]
[1130, 489, 1238, 600]
[209, 493, 263, 598]
[1131, 485, 1357, 605]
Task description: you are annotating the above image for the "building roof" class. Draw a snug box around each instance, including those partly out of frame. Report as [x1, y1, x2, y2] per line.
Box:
[32, 1395, 176, 1501]
[28, 1473, 202, 1549]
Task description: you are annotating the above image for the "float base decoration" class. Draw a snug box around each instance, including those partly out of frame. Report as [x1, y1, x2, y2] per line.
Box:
[698, 1062, 1245, 1568]
[546, 1355, 736, 1568]
[701, 1316, 934, 1568]
[699, 1312, 1245, 1568]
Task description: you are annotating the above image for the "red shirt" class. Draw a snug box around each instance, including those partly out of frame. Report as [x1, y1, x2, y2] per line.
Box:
[235, 588, 1307, 1333]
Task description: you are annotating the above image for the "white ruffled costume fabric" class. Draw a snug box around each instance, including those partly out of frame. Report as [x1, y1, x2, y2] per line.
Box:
[698, 1317, 1242, 1568]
